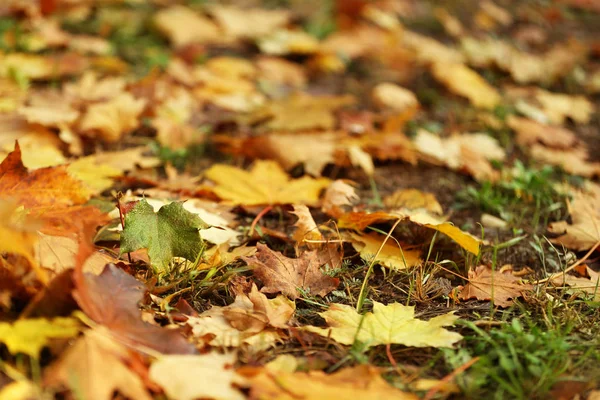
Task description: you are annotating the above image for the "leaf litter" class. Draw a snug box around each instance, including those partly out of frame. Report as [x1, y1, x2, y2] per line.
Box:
[0, 1, 599, 399]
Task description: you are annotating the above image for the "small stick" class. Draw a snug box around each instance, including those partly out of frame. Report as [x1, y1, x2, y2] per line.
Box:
[249, 205, 273, 237]
[116, 192, 132, 263]
[533, 240, 600, 284]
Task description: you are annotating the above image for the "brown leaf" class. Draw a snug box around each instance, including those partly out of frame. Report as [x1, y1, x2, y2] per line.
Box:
[551, 265, 600, 301]
[458, 265, 532, 307]
[44, 327, 152, 400]
[73, 243, 196, 354]
[244, 243, 339, 299]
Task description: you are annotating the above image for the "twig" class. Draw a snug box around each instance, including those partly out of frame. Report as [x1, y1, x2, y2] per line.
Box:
[533, 240, 600, 284]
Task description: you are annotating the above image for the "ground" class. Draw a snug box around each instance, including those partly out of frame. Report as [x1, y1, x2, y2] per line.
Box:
[0, 1, 599, 399]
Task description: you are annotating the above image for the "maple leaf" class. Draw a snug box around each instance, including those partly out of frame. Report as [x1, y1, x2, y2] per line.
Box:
[44, 327, 152, 400]
[74, 260, 196, 355]
[210, 5, 290, 39]
[431, 62, 501, 109]
[349, 232, 421, 270]
[304, 302, 462, 348]
[0, 200, 39, 272]
[321, 180, 358, 218]
[79, 93, 146, 142]
[246, 364, 418, 400]
[150, 353, 247, 400]
[548, 191, 600, 251]
[204, 160, 331, 206]
[243, 243, 340, 299]
[120, 199, 207, 271]
[384, 188, 443, 215]
[0, 142, 90, 209]
[291, 205, 323, 246]
[414, 129, 505, 181]
[551, 265, 600, 301]
[458, 265, 533, 307]
[154, 5, 220, 48]
[0, 317, 80, 358]
[186, 283, 294, 349]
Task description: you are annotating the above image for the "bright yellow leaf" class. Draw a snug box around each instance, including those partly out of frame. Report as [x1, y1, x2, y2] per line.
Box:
[0, 317, 80, 358]
[349, 232, 421, 270]
[204, 160, 331, 206]
[431, 62, 501, 109]
[304, 302, 462, 348]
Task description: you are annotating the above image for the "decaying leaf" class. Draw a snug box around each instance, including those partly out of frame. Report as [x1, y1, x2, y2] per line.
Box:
[551, 264, 600, 301]
[548, 191, 600, 250]
[79, 93, 146, 142]
[244, 243, 339, 299]
[291, 205, 323, 246]
[44, 327, 152, 400]
[185, 283, 294, 349]
[150, 353, 247, 400]
[246, 364, 418, 400]
[120, 199, 207, 271]
[0, 317, 80, 359]
[458, 265, 533, 307]
[204, 160, 331, 206]
[74, 262, 196, 355]
[321, 180, 358, 218]
[304, 302, 462, 348]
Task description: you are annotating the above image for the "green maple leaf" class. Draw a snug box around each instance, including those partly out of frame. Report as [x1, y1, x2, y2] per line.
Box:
[120, 199, 207, 272]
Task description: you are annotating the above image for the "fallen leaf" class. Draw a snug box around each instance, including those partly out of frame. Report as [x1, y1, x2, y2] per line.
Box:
[246, 364, 418, 400]
[120, 199, 207, 271]
[507, 115, 577, 148]
[150, 353, 247, 400]
[258, 29, 320, 55]
[458, 265, 533, 307]
[384, 188, 443, 215]
[304, 302, 462, 348]
[551, 265, 600, 301]
[186, 283, 294, 348]
[153, 5, 220, 48]
[243, 243, 340, 299]
[321, 180, 358, 218]
[0, 142, 90, 209]
[44, 327, 152, 400]
[0, 200, 39, 273]
[204, 160, 331, 206]
[256, 94, 354, 131]
[431, 62, 501, 109]
[349, 232, 421, 270]
[291, 205, 323, 246]
[210, 5, 290, 39]
[372, 82, 419, 112]
[73, 262, 197, 355]
[414, 129, 505, 181]
[548, 192, 600, 250]
[79, 93, 146, 142]
[0, 317, 80, 358]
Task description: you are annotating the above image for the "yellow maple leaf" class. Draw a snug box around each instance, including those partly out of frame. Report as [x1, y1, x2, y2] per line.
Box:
[150, 353, 247, 400]
[79, 93, 146, 142]
[304, 302, 462, 348]
[431, 62, 501, 109]
[204, 160, 331, 206]
[246, 364, 418, 400]
[349, 232, 421, 270]
[0, 317, 80, 358]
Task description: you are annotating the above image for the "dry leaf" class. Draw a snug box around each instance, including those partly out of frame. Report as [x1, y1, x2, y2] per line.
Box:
[291, 205, 323, 246]
[186, 283, 294, 348]
[414, 129, 505, 181]
[246, 364, 418, 400]
[154, 6, 220, 48]
[204, 160, 331, 206]
[79, 93, 146, 142]
[551, 265, 600, 301]
[548, 192, 600, 250]
[431, 62, 501, 109]
[150, 353, 247, 400]
[244, 243, 339, 299]
[349, 232, 421, 270]
[507, 115, 577, 148]
[44, 327, 152, 400]
[210, 5, 290, 39]
[372, 82, 419, 112]
[458, 265, 533, 307]
[321, 180, 358, 218]
[384, 188, 443, 215]
[304, 302, 462, 348]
